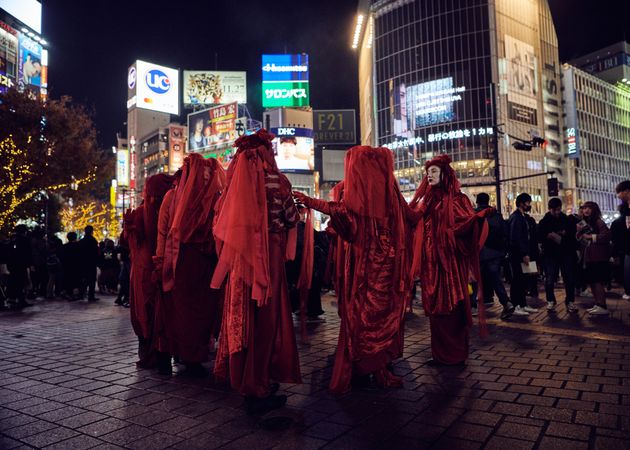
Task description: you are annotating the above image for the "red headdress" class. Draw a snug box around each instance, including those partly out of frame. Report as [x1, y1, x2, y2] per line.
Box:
[142, 173, 175, 254]
[164, 153, 225, 291]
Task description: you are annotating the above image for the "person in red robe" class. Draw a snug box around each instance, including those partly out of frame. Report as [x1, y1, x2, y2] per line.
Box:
[154, 153, 225, 376]
[123, 173, 174, 368]
[293, 146, 415, 394]
[409, 154, 489, 366]
[211, 129, 301, 414]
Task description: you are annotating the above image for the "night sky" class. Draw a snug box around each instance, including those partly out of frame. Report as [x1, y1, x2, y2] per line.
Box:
[41, 0, 630, 148]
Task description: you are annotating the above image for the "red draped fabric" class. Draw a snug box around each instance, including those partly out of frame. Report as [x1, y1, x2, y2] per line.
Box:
[156, 154, 226, 363]
[301, 146, 414, 394]
[124, 173, 174, 365]
[212, 129, 301, 398]
[410, 154, 489, 364]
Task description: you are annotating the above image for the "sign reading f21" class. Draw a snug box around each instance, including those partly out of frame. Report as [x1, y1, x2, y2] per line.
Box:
[313, 110, 356, 145]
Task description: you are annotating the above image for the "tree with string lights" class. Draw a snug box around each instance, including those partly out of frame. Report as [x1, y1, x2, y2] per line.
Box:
[0, 89, 112, 234]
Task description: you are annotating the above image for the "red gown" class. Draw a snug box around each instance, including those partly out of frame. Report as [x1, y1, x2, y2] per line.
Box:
[411, 155, 488, 365]
[304, 146, 414, 394]
[157, 154, 225, 364]
[212, 130, 301, 398]
[124, 174, 174, 366]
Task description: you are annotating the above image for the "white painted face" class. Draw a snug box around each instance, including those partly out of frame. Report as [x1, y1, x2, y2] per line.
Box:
[427, 165, 441, 186]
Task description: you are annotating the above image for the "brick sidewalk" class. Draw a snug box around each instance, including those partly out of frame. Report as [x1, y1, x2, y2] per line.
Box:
[1, 288, 629, 449]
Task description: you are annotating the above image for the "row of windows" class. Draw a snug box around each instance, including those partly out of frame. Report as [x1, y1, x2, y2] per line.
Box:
[576, 188, 620, 216]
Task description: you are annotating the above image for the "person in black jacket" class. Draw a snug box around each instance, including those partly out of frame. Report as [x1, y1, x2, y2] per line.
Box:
[537, 198, 578, 312]
[6, 225, 32, 309]
[59, 232, 82, 300]
[508, 193, 539, 316]
[615, 180, 630, 299]
[473, 193, 514, 319]
[78, 225, 99, 301]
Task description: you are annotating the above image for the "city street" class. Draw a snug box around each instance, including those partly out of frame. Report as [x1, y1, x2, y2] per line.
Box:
[1, 289, 630, 450]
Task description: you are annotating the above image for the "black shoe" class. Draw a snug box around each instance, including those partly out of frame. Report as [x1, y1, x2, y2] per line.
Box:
[122, 302, 130, 308]
[88, 297, 100, 302]
[245, 394, 287, 415]
[180, 363, 208, 378]
[270, 382, 280, 394]
[114, 298, 123, 305]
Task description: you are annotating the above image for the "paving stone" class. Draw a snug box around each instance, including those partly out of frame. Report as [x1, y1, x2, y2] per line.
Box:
[304, 421, 352, 440]
[20, 426, 79, 447]
[495, 421, 542, 441]
[76, 417, 131, 437]
[445, 422, 493, 442]
[538, 436, 589, 450]
[545, 421, 591, 441]
[484, 436, 534, 450]
[42, 434, 104, 449]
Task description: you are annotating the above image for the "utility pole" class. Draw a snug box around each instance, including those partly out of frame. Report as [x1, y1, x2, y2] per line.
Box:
[490, 83, 501, 215]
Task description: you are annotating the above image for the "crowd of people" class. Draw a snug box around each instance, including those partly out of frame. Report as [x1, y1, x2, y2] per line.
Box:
[2, 129, 629, 416]
[0, 224, 132, 309]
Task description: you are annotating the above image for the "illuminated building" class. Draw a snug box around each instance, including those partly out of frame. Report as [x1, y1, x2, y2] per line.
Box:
[353, 0, 565, 217]
[0, 0, 49, 101]
[562, 57, 630, 220]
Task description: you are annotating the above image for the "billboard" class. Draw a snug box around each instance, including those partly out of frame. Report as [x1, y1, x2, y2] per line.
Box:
[132, 60, 179, 115]
[262, 54, 310, 108]
[168, 125, 185, 173]
[0, 0, 42, 34]
[270, 127, 314, 172]
[314, 110, 356, 145]
[17, 33, 42, 95]
[505, 35, 538, 125]
[183, 71, 247, 106]
[116, 149, 130, 187]
[405, 77, 465, 129]
[187, 102, 238, 153]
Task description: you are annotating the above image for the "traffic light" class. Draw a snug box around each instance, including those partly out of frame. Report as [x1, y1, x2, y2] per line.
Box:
[547, 177, 559, 197]
[513, 142, 533, 151]
[532, 136, 547, 149]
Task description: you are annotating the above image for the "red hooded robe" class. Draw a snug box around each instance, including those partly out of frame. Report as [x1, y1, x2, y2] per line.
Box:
[410, 154, 489, 365]
[211, 129, 301, 398]
[301, 146, 416, 394]
[154, 154, 226, 364]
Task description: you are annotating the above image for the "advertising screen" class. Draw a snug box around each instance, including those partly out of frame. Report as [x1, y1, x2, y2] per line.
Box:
[270, 127, 314, 172]
[135, 60, 179, 115]
[0, 0, 42, 34]
[183, 71, 247, 106]
[187, 102, 238, 153]
[116, 149, 130, 187]
[405, 77, 464, 129]
[261, 54, 310, 108]
[17, 33, 42, 96]
[505, 35, 538, 125]
[168, 125, 185, 173]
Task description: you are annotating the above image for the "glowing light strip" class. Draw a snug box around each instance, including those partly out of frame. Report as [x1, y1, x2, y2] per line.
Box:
[351, 14, 365, 49]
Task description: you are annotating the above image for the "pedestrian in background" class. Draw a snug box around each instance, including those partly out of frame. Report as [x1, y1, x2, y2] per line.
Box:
[79, 225, 99, 301]
[29, 226, 47, 299]
[577, 201, 612, 315]
[59, 232, 81, 300]
[508, 193, 539, 317]
[538, 198, 578, 312]
[6, 225, 32, 309]
[472, 192, 514, 319]
[614, 181, 630, 300]
[45, 234, 63, 299]
[98, 239, 119, 294]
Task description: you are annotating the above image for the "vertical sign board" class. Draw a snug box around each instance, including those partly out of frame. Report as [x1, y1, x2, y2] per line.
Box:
[313, 110, 357, 145]
[116, 149, 130, 187]
[505, 35, 538, 125]
[168, 125, 185, 173]
[261, 54, 310, 108]
[562, 67, 580, 159]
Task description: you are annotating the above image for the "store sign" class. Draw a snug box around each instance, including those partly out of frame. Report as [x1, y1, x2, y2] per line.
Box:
[133, 60, 179, 115]
[269, 127, 314, 172]
[168, 125, 185, 173]
[187, 102, 238, 153]
[261, 54, 310, 107]
[116, 149, 130, 187]
[313, 109, 356, 145]
[567, 128, 578, 155]
[505, 35, 538, 125]
[183, 70, 247, 105]
[0, 0, 42, 34]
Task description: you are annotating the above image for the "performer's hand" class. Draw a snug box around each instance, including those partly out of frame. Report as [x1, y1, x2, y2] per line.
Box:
[292, 190, 310, 208]
[522, 255, 530, 265]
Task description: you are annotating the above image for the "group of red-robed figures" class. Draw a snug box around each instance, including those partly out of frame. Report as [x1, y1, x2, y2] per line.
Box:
[123, 129, 491, 413]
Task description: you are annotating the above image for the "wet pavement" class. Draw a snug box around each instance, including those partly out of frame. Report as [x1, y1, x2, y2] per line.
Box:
[1, 286, 630, 449]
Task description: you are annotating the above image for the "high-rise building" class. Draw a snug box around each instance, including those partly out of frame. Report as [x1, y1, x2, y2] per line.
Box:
[0, 0, 48, 101]
[562, 58, 630, 219]
[353, 0, 565, 217]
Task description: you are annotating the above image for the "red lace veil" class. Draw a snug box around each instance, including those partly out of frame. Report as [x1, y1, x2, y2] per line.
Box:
[211, 129, 277, 305]
[142, 173, 175, 254]
[165, 153, 226, 287]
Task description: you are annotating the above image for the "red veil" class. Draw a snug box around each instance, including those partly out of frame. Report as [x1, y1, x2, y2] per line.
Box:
[210, 129, 278, 355]
[142, 173, 175, 253]
[163, 153, 226, 292]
